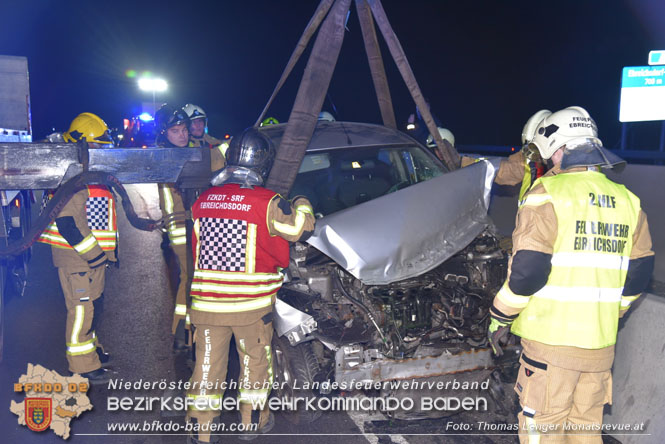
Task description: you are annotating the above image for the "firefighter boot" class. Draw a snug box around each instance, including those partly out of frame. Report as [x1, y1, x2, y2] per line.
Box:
[186, 416, 220, 444]
[173, 319, 189, 353]
[96, 343, 112, 368]
[77, 368, 113, 385]
[238, 403, 274, 441]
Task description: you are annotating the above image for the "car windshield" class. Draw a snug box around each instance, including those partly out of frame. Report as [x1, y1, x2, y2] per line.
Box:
[289, 144, 446, 216]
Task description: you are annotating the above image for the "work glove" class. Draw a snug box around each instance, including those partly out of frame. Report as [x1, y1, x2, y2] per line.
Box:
[291, 195, 312, 208]
[488, 317, 512, 357]
[521, 143, 542, 164]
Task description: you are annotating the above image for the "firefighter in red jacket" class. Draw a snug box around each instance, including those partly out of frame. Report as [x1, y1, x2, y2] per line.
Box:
[38, 113, 116, 383]
[186, 128, 315, 443]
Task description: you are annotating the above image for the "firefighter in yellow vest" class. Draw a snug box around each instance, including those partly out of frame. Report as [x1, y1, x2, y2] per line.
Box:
[38, 113, 117, 383]
[488, 106, 654, 443]
[186, 128, 315, 443]
[156, 106, 193, 351]
[462, 110, 551, 200]
[182, 103, 227, 172]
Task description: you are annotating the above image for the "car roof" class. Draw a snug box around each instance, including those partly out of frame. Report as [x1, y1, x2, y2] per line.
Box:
[258, 121, 421, 152]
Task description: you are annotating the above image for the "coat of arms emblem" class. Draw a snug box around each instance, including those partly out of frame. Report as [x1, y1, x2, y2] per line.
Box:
[25, 398, 52, 432]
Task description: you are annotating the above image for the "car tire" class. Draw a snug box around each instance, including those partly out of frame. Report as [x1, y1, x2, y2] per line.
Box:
[271, 334, 322, 424]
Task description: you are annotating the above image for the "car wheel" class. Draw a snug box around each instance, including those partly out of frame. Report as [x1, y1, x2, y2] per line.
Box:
[271, 334, 323, 424]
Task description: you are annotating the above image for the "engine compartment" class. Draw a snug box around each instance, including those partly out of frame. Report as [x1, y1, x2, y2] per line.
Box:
[280, 230, 508, 380]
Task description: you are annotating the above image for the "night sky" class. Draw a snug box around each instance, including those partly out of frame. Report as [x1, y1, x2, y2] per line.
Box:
[1, 0, 663, 150]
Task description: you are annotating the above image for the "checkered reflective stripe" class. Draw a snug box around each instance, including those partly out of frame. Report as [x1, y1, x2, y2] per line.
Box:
[40, 192, 52, 215]
[198, 217, 248, 272]
[86, 197, 109, 230]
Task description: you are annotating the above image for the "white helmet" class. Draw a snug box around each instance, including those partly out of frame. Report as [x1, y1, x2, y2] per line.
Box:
[521, 109, 551, 145]
[426, 127, 455, 148]
[182, 103, 207, 121]
[530, 106, 599, 160]
[318, 111, 335, 122]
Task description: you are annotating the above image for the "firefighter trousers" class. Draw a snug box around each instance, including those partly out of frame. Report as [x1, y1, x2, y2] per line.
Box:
[515, 353, 612, 444]
[186, 315, 273, 443]
[58, 267, 105, 374]
[169, 243, 190, 334]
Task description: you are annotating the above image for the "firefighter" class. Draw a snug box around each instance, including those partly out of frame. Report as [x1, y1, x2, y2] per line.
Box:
[259, 116, 279, 126]
[38, 113, 116, 383]
[182, 103, 227, 171]
[186, 128, 315, 443]
[318, 111, 335, 121]
[406, 100, 443, 147]
[495, 110, 551, 200]
[462, 110, 550, 200]
[155, 107, 193, 351]
[488, 106, 654, 443]
[426, 127, 456, 159]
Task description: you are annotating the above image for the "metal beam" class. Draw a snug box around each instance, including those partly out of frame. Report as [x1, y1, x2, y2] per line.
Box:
[0, 143, 209, 190]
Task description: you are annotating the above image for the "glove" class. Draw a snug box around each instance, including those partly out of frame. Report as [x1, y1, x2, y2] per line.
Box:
[521, 143, 542, 164]
[488, 317, 512, 357]
[291, 195, 311, 206]
[291, 195, 314, 214]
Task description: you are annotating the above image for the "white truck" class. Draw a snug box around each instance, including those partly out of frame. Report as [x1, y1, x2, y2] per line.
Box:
[0, 55, 33, 361]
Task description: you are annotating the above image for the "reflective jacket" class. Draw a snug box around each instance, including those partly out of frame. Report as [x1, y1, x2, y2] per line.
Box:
[513, 171, 640, 348]
[190, 184, 314, 318]
[493, 167, 653, 350]
[38, 185, 117, 269]
[189, 134, 228, 172]
[493, 151, 545, 200]
[190, 132, 223, 149]
[158, 184, 187, 247]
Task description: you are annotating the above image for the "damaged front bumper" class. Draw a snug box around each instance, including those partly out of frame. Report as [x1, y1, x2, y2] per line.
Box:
[274, 298, 318, 346]
[335, 344, 495, 385]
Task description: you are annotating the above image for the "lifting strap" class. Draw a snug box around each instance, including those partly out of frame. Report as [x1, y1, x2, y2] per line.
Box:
[265, 0, 353, 196]
[262, 0, 461, 196]
[255, 0, 335, 127]
[356, 0, 396, 129]
[366, 0, 459, 169]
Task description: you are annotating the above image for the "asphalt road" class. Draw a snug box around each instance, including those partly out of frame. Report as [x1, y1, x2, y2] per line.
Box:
[0, 195, 527, 444]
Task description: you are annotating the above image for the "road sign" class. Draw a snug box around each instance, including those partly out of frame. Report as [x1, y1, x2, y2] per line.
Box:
[619, 66, 665, 122]
[648, 50, 665, 66]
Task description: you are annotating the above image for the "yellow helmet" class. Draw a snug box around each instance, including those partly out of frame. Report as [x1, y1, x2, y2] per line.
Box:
[260, 116, 279, 127]
[63, 112, 113, 145]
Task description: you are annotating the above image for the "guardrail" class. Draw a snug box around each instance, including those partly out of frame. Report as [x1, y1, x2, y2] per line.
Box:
[458, 144, 665, 163]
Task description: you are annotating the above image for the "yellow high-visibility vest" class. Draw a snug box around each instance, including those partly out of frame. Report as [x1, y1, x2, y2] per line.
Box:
[512, 171, 641, 349]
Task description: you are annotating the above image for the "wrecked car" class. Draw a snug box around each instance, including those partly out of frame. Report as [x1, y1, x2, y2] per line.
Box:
[261, 121, 512, 422]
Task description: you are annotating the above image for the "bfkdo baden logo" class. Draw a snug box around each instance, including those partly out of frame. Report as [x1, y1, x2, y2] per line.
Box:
[25, 398, 52, 432]
[10, 364, 93, 439]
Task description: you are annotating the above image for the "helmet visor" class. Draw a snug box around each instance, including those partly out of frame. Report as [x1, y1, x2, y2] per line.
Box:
[560, 138, 626, 171]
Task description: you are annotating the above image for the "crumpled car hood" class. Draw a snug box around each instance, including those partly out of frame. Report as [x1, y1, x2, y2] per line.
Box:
[307, 159, 500, 285]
